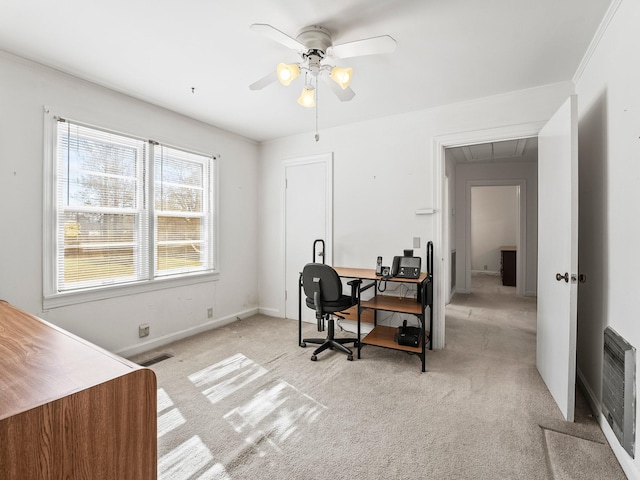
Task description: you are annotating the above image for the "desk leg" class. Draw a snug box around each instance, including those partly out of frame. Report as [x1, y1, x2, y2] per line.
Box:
[420, 313, 426, 373]
[357, 302, 361, 359]
[298, 273, 303, 347]
[428, 304, 433, 351]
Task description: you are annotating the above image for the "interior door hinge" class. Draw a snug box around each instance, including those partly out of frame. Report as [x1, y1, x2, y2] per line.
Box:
[285, 290, 288, 300]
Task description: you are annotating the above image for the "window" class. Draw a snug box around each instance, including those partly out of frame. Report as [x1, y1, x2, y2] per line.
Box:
[154, 145, 214, 277]
[44, 112, 217, 304]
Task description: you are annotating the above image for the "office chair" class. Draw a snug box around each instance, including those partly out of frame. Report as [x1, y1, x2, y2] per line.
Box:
[299, 263, 361, 361]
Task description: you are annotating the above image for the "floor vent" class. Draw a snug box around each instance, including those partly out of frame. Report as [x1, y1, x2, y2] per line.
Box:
[602, 327, 636, 457]
[138, 353, 173, 367]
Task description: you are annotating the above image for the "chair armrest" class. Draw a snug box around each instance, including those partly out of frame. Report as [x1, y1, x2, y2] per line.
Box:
[347, 279, 362, 303]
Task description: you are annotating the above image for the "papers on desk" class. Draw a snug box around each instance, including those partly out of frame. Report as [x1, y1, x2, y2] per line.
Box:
[335, 318, 374, 338]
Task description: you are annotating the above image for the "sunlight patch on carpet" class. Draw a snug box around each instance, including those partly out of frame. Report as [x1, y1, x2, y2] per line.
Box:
[158, 435, 230, 480]
[157, 387, 186, 439]
[188, 353, 268, 405]
[158, 387, 174, 411]
[223, 379, 327, 455]
[175, 353, 328, 474]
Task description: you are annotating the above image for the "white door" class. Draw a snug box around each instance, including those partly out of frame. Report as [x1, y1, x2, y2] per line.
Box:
[284, 155, 333, 321]
[536, 95, 578, 422]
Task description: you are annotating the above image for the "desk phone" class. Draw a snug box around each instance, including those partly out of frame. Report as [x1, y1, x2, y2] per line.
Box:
[392, 256, 421, 279]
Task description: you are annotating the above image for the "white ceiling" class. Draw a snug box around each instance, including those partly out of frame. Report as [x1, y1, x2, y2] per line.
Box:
[447, 138, 538, 164]
[0, 0, 613, 142]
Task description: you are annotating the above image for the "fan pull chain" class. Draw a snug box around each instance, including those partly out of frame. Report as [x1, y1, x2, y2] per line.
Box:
[315, 76, 320, 142]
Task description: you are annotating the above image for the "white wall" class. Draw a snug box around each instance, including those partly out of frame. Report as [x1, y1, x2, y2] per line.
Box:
[0, 51, 259, 356]
[471, 186, 518, 273]
[574, 0, 640, 477]
[454, 161, 538, 295]
[258, 82, 571, 326]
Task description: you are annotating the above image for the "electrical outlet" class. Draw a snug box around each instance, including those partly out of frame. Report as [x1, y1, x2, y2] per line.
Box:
[139, 323, 150, 338]
[207, 308, 213, 319]
[413, 237, 421, 249]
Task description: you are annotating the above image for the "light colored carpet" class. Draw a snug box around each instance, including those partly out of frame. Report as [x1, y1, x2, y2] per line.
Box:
[131, 273, 626, 479]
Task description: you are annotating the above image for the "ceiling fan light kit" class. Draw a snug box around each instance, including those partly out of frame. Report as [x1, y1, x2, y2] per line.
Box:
[276, 63, 300, 86]
[297, 85, 316, 108]
[329, 66, 352, 89]
[250, 23, 396, 139]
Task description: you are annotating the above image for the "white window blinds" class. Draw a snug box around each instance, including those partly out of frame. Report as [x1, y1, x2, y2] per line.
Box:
[56, 121, 148, 291]
[51, 117, 216, 296]
[154, 145, 214, 276]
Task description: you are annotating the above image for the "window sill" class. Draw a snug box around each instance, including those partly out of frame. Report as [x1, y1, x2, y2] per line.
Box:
[43, 271, 220, 310]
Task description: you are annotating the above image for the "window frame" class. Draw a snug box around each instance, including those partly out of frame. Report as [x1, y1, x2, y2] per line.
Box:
[43, 107, 219, 309]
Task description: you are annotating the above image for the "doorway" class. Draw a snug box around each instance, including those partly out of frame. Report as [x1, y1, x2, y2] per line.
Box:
[283, 153, 333, 322]
[432, 122, 544, 349]
[470, 185, 520, 291]
[447, 139, 537, 298]
[435, 97, 578, 421]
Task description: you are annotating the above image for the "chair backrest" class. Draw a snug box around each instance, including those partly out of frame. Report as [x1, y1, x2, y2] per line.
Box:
[302, 263, 343, 302]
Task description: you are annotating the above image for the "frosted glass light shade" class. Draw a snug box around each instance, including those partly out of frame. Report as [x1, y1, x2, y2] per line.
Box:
[297, 87, 315, 107]
[330, 66, 353, 89]
[276, 63, 300, 86]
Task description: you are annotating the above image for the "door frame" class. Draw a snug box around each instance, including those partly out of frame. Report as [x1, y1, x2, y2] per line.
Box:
[282, 153, 334, 319]
[433, 122, 545, 348]
[466, 180, 526, 296]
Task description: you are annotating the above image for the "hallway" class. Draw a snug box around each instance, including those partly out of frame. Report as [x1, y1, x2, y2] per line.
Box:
[444, 273, 625, 479]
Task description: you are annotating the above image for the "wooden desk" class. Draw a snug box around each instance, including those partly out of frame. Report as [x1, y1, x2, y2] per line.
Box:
[0, 301, 157, 479]
[334, 267, 433, 372]
[333, 267, 427, 284]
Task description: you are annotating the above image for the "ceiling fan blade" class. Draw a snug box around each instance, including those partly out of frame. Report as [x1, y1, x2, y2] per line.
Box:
[321, 75, 356, 102]
[250, 23, 306, 52]
[249, 71, 277, 91]
[328, 35, 397, 59]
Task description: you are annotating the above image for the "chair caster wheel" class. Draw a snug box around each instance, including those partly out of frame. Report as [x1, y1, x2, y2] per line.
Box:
[347, 354, 353, 361]
[300, 342, 306, 348]
[311, 355, 317, 361]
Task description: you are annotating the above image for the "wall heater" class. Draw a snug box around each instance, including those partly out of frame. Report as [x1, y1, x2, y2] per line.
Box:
[602, 326, 636, 457]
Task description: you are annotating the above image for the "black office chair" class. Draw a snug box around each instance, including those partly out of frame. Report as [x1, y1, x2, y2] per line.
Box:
[300, 263, 361, 361]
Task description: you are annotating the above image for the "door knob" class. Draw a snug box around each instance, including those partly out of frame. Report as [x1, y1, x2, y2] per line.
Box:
[556, 272, 569, 283]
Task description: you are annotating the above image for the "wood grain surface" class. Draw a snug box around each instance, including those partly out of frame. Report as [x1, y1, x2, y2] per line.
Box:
[0, 301, 157, 479]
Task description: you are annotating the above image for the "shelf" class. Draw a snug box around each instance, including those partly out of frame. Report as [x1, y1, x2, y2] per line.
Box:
[361, 295, 424, 315]
[361, 325, 428, 354]
[340, 306, 374, 323]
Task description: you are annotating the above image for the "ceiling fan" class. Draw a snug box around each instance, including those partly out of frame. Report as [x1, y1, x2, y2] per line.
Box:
[249, 23, 397, 107]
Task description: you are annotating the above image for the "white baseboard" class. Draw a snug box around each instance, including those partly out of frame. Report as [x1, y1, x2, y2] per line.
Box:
[577, 368, 639, 479]
[258, 307, 281, 317]
[577, 367, 600, 419]
[471, 270, 499, 275]
[116, 307, 259, 358]
[447, 287, 456, 304]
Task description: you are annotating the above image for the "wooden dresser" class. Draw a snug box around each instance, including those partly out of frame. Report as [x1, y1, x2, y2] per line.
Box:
[500, 246, 517, 287]
[0, 301, 157, 479]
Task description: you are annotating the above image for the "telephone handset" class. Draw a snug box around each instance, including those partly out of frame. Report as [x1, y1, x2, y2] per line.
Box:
[375, 256, 382, 276]
[391, 256, 400, 276]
